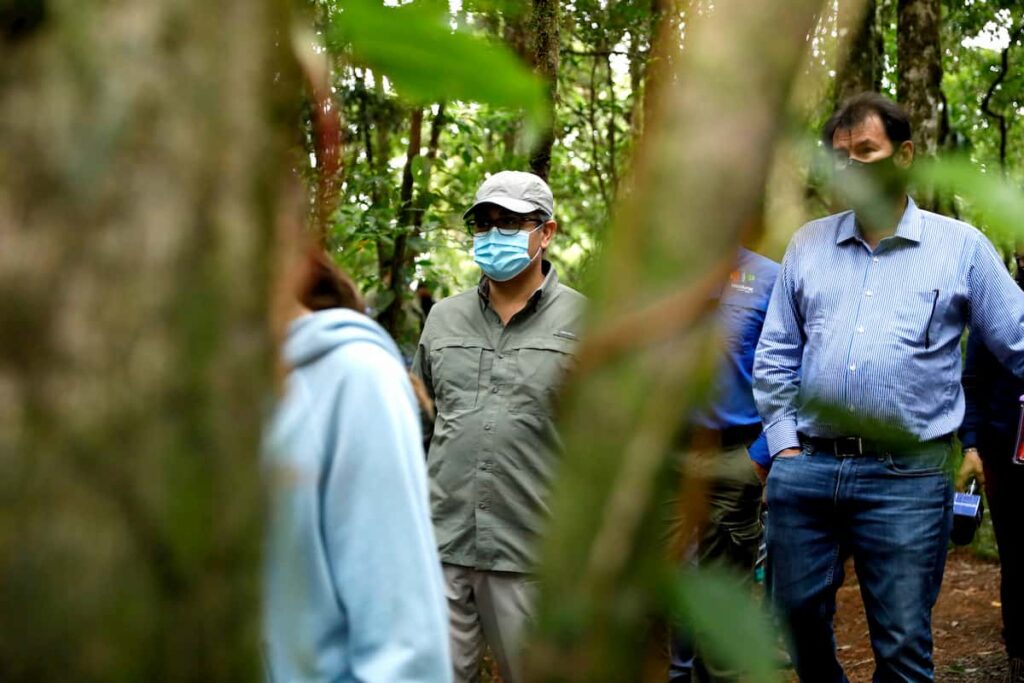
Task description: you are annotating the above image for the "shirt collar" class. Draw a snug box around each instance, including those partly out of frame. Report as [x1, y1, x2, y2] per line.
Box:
[835, 196, 922, 246]
[477, 260, 558, 311]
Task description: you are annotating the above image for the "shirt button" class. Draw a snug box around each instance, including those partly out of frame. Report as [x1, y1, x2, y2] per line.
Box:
[849, 363, 857, 372]
[491, 386, 499, 393]
[857, 325, 865, 334]
[872, 257, 879, 263]
[865, 290, 874, 297]
[497, 354, 504, 360]
[478, 502, 487, 509]
[848, 404, 855, 412]
[484, 424, 492, 431]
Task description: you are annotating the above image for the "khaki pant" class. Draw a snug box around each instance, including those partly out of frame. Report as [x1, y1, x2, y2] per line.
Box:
[442, 563, 534, 683]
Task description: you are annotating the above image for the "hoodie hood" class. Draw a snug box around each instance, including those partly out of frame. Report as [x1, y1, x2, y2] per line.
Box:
[284, 308, 402, 369]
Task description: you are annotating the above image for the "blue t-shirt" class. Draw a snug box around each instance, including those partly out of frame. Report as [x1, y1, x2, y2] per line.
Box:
[693, 248, 779, 467]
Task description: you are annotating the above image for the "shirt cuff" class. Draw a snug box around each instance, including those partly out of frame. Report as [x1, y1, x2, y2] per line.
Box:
[959, 430, 978, 450]
[765, 418, 800, 457]
[747, 432, 771, 469]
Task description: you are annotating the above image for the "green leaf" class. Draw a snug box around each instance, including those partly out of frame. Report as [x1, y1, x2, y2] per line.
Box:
[327, 0, 547, 125]
[663, 568, 779, 682]
[411, 155, 432, 186]
[407, 235, 431, 252]
[369, 287, 395, 312]
[913, 157, 1024, 245]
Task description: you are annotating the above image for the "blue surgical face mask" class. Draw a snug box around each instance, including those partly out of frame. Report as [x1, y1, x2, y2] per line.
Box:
[472, 226, 542, 282]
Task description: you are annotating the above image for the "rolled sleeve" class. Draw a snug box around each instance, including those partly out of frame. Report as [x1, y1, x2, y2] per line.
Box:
[763, 418, 801, 458]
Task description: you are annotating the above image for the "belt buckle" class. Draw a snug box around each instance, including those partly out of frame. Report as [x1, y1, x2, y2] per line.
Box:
[835, 436, 863, 457]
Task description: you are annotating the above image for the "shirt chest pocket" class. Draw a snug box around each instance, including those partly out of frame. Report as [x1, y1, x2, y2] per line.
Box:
[509, 337, 577, 415]
[430, 337, 491, 412]
[894, 289, 948, 348]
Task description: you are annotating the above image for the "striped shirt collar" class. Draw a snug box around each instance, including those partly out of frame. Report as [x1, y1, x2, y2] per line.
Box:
[835, 195, 922, 246]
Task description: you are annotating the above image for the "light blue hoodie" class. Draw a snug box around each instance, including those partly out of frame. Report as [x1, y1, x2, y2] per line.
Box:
[263, 308, 451, 683]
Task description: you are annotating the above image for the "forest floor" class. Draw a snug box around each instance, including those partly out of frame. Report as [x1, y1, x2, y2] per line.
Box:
[482, 539, 1006, 682]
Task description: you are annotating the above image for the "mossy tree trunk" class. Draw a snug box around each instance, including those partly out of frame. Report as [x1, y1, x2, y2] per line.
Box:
[528, 0, 560, 181]
[0, 1, 298, 679]
[897, 0, 943, 210]
[836, 0, 881, 103]
[526, 0, 828, 679]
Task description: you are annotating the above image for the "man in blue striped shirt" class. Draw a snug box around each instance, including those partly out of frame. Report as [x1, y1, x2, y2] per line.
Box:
[753, 92, 1024, 682]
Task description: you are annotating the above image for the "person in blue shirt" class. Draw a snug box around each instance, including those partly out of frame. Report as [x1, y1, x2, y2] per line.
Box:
[263, 248, 452, 683]
[958, 255, 1024, 682]
[754, 92, 1024, 682]
[668, 246, 779, 682]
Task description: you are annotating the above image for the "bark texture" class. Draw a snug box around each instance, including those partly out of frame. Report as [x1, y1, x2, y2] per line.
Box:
[525, 0, 828, 679]
[836, 0, 881, 103]
[528, 0, 560, 180]
[0, 1, 296, 679]
[897, 0, 943, 158]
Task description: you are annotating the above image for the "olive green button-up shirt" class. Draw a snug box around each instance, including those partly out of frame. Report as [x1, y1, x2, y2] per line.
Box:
[412, 263, 586, 573]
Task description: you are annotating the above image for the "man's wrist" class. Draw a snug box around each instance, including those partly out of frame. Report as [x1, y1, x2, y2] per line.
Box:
[963, 447, 979, 455]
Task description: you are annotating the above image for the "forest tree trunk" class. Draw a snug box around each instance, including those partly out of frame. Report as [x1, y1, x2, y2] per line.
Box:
[526, 0, 829, 677]
[836, 0, 881, 103]
[528, 0, 560, 180]
[897, 0, 943, 210]
[0, 1, 297, 679]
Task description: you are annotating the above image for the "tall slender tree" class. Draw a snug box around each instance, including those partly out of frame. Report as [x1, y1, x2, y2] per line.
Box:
[526, 0, 829, 678]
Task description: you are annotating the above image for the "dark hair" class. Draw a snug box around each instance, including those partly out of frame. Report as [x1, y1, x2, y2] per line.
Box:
[822, 92, 913, 148]
[299, 248, 364, 312]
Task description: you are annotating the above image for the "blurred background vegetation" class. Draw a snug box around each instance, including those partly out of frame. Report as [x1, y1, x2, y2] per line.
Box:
[1, 0, 1022, 680]
[309, 0, 1024, 350]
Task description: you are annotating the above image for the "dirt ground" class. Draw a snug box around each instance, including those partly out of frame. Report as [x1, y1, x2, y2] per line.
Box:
[787, 547, 1006, 682]
[482, 549, 1005, 682]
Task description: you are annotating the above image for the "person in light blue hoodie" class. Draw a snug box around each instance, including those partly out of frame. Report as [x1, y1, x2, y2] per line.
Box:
[263, 248, 451, 683]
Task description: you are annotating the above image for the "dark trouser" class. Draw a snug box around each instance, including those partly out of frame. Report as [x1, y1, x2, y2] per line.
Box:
[668, 444, 763, 683]
[979, 439, 1024, 659]
[766, 440, 953, 683]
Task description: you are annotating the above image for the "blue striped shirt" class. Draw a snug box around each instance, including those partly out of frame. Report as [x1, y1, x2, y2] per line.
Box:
[753, 197, 1024, 457]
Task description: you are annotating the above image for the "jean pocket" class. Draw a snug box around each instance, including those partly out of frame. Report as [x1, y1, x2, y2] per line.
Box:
[882, 447, 949, 477]
[775, 443, 810, 462]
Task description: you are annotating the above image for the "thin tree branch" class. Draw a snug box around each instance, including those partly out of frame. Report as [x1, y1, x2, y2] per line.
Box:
[562, 48, 636, 57]
[980, 23, 1024, 174]
[412, 103, 446, 231]
[588, 54, 610, 208]
[378, 108, 423, 336]
[606, 51, 619, 195]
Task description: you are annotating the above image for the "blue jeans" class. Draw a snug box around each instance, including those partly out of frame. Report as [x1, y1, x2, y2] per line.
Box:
[765, 441, 953, 683]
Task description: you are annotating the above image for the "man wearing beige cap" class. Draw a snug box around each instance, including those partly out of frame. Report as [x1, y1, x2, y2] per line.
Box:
[412, 171, 586, 682]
